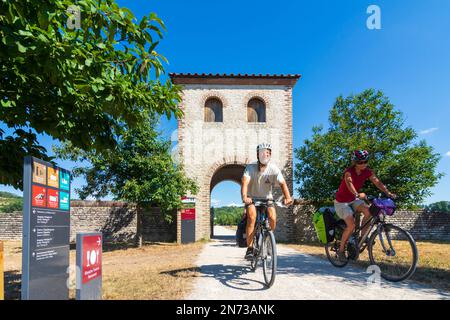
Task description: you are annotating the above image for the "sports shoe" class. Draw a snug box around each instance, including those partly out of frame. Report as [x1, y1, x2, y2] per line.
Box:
[337, 250, 347, 262]
[245, 247, 254, 260]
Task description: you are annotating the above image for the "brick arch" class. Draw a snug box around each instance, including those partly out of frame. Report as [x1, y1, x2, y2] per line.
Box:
[200, 92, 229, 109]
[243, 91, 271, 109]
[204, 155, 251, 190]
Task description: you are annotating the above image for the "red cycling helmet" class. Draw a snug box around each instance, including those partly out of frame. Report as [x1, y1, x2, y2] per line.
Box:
[352, 150, 369, 161]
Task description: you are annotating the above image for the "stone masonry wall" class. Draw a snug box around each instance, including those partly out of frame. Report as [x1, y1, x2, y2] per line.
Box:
[0, 201, 176, 243]
[2, 201, 448, 243]
[178, 84, 295, 242]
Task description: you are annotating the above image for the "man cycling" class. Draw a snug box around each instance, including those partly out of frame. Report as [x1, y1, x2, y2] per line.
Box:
[334, 150, 397, 261]
[241, 143, 293, 259]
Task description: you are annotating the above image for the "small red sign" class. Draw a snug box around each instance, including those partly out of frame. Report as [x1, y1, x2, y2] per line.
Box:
[32, 185, 46, 207]
[47, 189, 59, 209]
[181, 208, 196, 221]
[82, 235, 102, 284]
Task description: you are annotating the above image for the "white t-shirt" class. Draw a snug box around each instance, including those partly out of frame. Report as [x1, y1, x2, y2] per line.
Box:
[242, 161, 285, 200]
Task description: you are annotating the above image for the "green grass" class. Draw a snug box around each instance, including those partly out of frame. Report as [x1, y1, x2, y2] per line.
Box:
[287, 240, 450, 292]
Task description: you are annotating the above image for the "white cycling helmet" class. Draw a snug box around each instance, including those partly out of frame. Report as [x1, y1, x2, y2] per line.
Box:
[257, 143, 272, 165]
[256, 143, 272, 153]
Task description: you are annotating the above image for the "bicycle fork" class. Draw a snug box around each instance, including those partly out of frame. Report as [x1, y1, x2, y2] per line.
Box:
[377, 224, 396, 257]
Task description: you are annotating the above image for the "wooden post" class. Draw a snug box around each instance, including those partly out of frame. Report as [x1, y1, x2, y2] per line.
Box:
[136, 207, 143, 248]
[0, 241, 4, 300]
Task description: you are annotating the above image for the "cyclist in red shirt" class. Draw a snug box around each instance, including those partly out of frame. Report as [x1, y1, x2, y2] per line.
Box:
[334, 150, 396, 261]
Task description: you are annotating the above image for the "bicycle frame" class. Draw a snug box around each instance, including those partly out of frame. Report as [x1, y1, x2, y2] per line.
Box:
[253, 204, 270, 255]
[336, 212, 378, 255]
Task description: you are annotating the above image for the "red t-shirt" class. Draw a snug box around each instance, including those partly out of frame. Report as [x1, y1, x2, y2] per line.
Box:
[335, 166, 373, 203]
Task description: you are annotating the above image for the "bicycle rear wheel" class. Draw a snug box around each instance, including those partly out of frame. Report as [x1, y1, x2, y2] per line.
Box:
[368, 224, 418, 282]
[325, 240, 348, 267]
[262, 231, 277, 287]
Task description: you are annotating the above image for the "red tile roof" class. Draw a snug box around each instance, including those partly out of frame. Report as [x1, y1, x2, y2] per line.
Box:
[169, 73, 301, 86]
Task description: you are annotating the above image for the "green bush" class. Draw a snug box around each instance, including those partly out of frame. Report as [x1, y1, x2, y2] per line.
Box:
[213, 206, 245, 225]
[0, 198, 23, 213]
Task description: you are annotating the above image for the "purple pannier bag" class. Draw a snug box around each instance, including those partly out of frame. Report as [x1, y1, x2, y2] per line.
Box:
[371, 198, 396, 216]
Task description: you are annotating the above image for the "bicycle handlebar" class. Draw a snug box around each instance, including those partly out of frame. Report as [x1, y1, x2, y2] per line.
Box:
[251, 199, 291, 208]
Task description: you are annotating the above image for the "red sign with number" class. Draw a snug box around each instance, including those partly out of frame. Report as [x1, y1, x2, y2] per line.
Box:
[181, 208, 195, 220]
[47, 189, 59, 209]
[82, 235, 102, 284]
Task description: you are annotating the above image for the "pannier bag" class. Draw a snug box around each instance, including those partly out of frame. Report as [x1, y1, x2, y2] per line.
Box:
[312, 207, 339, 244]
[369, 198, 396, 216]
[236, 210, 248, 247]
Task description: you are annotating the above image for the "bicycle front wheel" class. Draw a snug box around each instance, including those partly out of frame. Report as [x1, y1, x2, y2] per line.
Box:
[368, 224, 418, 282]
[262, 231, 277, 287]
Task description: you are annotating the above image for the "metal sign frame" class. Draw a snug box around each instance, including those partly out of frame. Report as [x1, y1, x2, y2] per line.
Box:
[21, 156, 71, 300]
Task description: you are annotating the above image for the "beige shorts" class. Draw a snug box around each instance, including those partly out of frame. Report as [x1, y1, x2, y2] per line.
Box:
[334, 199, 365, 220]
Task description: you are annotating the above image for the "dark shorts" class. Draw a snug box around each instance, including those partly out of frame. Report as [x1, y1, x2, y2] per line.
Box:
[245, 200, 275, 209]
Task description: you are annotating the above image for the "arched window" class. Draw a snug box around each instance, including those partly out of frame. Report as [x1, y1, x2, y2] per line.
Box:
[247, 98, 266, 122]
[204, 98, 223, 122]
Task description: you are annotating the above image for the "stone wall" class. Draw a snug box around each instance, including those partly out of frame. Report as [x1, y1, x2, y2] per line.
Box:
[0, 212, 22, 241]
[178, 84, 295, 241]
[1, 200, 448, 243]
[141, 207, 176, 242]
[386, 210, 450, 241]
[291, 202, 450, 243]
[70, 201, 138, 243]
[0, 201, 176, 244]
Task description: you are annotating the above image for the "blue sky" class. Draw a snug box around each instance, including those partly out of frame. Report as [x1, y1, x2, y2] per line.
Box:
[1, 0, 449, 207]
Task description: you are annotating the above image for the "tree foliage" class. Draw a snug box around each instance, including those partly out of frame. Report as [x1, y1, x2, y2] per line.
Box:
[294, 89, 443, 208]
[213, 206, 245, 225]
[425, 201, 450, 213]
[54, 113, 198, 221]
[0, 0, 182, 189]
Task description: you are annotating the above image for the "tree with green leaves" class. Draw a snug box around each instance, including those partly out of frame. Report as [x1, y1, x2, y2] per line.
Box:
[425, 201, 450, 213]
[0, 0, 182, 189]
[214, 206, 245, 225]
[54, 113, 198, 221]
[294, 89, 443, 208]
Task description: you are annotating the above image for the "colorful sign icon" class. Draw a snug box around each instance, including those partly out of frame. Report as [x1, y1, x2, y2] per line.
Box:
[82, 235, 102, 284]
[59, 171, 70, 191]
[47, 167, 59, 188]
[47, 189, 59, 209]
[59, 191, 70, 211]
[32, 185, 47, 207]
[32, 162, 46, 185]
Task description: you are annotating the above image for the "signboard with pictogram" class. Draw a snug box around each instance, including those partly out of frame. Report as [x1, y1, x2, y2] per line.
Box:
[0, 241, 4, 300]
[181, 196, 196, 243]
[76, 232, 102, 300]
[22, 156, 71, 300]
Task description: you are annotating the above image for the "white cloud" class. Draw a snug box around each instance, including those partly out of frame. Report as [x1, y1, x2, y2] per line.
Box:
[211, 198, 220, 207]
[419, 127, 439, 135]
[446, 151, 450, 157]
[227, 202, 244, 207]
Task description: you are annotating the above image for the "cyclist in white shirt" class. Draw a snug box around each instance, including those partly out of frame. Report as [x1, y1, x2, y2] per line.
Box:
[241, 143, 293, 259]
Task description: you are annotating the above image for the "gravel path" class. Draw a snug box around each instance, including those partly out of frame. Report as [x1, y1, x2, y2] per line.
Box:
[187, 226, 450, 300]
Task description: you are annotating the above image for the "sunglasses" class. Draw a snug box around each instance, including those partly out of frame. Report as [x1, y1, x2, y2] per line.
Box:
[356, 160, 368, 165]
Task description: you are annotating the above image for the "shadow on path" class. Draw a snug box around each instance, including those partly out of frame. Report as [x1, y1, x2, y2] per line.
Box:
[204, 228, 450, 298]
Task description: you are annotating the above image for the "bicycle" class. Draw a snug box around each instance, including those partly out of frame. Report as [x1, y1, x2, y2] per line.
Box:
[247, 199, 286, 288]
[325, 195, 418, 282]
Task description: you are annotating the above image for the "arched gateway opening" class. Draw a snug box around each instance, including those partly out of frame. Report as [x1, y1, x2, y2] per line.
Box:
[209, 164, 246, 238]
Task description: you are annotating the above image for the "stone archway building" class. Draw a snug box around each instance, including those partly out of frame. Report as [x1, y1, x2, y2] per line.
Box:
[170, 73, 301, 242]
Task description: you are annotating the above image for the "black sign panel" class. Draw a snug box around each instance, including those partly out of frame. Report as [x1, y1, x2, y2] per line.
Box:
[22, 156, 71, 300]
